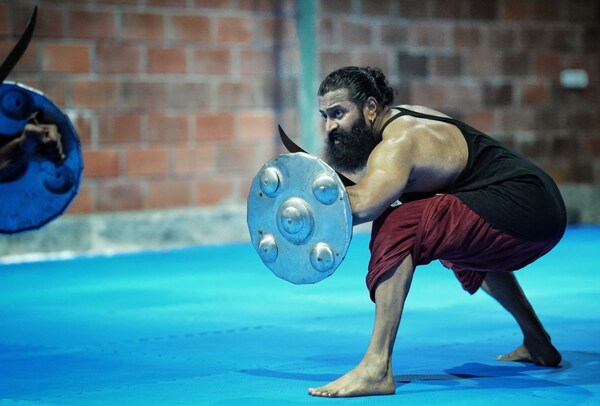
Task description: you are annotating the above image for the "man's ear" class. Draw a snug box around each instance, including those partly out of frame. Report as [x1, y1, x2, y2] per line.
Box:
[363, 96, 378, 124]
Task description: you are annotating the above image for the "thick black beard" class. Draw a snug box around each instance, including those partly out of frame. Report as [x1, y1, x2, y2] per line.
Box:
[325, 120, 382, 173]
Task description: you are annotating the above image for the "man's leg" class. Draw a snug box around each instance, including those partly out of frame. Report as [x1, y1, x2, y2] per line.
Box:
[308, 255, 415, 397]
[481, 271, 561, 366]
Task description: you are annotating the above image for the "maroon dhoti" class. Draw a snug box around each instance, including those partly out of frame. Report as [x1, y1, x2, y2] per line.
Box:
[367, 194, 560, 301]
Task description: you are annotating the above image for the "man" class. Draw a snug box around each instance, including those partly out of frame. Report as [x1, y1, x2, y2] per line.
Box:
[308, 66, 566, 398]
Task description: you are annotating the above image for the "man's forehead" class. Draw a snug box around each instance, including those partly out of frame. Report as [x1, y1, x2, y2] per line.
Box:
[319, 89, 352, 109]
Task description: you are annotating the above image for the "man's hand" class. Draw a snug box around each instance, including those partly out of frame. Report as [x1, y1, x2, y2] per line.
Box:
[22, 123, 66, 163]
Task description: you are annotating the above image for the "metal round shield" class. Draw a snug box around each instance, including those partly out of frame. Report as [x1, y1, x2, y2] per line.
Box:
[247, 152, 353, 284]
[0, 82, 83, 234]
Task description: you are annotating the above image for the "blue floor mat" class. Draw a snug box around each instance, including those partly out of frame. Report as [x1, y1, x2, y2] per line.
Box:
[0, 226, 598, 405]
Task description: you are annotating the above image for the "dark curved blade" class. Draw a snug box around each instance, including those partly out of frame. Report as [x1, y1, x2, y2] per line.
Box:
[0, 6, 37, 83]
[278, 125, 355, 186]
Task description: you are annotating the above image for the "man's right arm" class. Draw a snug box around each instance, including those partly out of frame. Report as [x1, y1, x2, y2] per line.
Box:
[346, 133, 416, 225]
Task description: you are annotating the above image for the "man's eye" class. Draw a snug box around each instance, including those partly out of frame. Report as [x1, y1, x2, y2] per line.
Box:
[333, 110, 344, 119]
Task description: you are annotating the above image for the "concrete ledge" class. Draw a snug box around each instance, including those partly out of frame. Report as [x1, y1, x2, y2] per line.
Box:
[1, 184, 596, 262]
[0, 204, 250, 261]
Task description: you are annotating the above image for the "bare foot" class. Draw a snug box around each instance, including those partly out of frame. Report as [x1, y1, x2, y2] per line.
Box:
[497, 341, 562, 367]
[308, 361, 395, 398]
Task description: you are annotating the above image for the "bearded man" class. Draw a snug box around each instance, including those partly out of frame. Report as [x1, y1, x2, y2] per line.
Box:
[308, 66, 566, 398]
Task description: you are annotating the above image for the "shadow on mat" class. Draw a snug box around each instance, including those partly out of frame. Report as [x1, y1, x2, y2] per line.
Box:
[241, 360, 591, 396]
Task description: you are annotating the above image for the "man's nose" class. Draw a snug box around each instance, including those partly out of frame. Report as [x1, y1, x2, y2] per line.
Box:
[325, 118, 338, 133]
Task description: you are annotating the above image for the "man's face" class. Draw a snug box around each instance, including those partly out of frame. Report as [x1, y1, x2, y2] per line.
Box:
[318, 89, 381, 173]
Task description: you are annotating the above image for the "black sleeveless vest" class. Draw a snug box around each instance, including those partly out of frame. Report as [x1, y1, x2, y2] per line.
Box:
[381, 107, 566, 241]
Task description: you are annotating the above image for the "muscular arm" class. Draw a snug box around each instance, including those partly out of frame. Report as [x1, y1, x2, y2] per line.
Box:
[347, 134, 416, 225]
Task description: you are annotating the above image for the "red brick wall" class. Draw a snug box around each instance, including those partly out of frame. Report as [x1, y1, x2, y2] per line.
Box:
[2, 0, 298, 213]
[319, 0, 600, 185]
[1, 0, 599, 215]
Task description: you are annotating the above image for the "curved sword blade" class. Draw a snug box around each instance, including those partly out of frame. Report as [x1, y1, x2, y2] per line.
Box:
[277, 125, 355, 187]
[0, 6, 38, 83]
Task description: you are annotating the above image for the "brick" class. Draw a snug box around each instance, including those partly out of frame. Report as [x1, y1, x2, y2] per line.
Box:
[521, 27, 548, 49]
[500, 0, 531, 20]
[122, 12, 164, 40]
[83, 150, 120, 178]
[501, 52, 530, 76]
[359, 52, 390, 73]
[444, 83, 482, 107]
[521, 83, 548, 105]
[96, 182, 144, 211]
[191, 48, 231, 75]
[14, 6, 64, 38]
[193, 0, 231, 8]
[261, 17, 297, 44]
[566, 0, 600, 22]
[171, 146, 217, 175]
[240, 49, 276, 77]
[0, 5, 7, 35]
[124, 148, 168, 176]
[237, 0, 295, 12]
[72, 80, 119, 109]
[217, 17, 253, 42]
[148, 0, 187, 6]
[66, 186, 93, 214]
[381, 23, 409, 46]
[483, 83, 513, 106]
[147, 180, 191, 208]
[432, 0, 463, 19]
[463, 0, 498, 20]
[584, 27, 600, 54]
[167, 82, 211, 109]
[361, 0, 394, 16]
[534, 53, 562, 76]
[487, 27, 516, 49]
[320, 0, 352, 14]
[236, 112, 276, 142]
[453, 26, 481, 48]
[566, 111, 596, 131]
[121, 82, 168, 109]
[500, 109, 535, 132]
[549, 28, 579, 51]
[340, 21, 373, 46]
[532, 0, 562, 21]
[0, 41, 37, 73]
[410, 82, 447, 107]
[463, 52, 500, 76]
[196, 113, 234, 141]
[464, 110, 496, 133]
[196, 177, 234, 205]
[95, 45, 140, 74]
[42, 44, 90, 73]
[320, 52, 354, 76]
[217, 145, 262, 173]
[70, 10, 115, 39]
[147, 47, 186, 73]
[431, 55, 462, 77]
[171, 15, 211, 41]
[397, 52, 429, 78]
[96, 0, 139, 4]
[412, 22, 447, 47]
[217, 82, 256, 108]
[396, 0, 429, 18]
[581, 136, 600, 156]
[148, 114, 190, 143]
[98, 114, 143, 144]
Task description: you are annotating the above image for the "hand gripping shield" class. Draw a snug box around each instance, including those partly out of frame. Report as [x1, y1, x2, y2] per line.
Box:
[247, 153, 353, 284]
